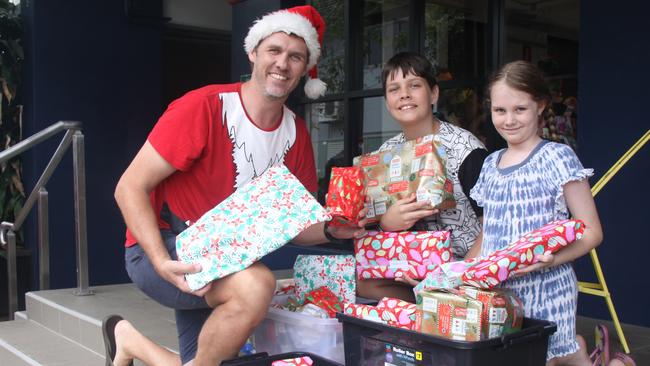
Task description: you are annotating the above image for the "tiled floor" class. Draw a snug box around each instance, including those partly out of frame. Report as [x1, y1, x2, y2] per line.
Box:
[576, 315, 650, 365]
[2, 318, 648, 363]
[2, 285, 648, 365]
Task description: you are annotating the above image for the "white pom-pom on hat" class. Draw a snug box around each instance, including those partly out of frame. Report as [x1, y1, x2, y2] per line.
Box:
[244, 5, 327, 99]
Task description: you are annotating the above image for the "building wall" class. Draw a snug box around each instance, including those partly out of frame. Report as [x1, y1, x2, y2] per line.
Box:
[575, 1, 650, 327]
[21, 0, 164, 288]
[17, 0, 650, 328]
[163, 0, 232, 31]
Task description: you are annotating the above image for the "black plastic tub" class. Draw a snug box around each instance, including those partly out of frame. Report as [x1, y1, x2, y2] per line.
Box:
[336, 313, 556, 366]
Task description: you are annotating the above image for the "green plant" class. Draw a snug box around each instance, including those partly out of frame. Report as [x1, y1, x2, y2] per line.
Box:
[0, 0, 24, 242]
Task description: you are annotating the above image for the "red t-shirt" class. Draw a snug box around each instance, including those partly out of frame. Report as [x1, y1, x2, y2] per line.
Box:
[125, 83, 317, 247]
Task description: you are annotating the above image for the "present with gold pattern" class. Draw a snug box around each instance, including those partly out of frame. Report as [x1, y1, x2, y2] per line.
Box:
[353, 134, 455, 223]
[415, 290, 483, 341]
[456, 286, 524, 339]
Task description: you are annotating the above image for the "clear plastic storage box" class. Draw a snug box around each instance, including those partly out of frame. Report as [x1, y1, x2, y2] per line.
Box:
[252, 295, 344, 364]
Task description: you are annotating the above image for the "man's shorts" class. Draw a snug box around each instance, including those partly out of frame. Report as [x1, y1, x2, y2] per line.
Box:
[125, 229, 210, 363]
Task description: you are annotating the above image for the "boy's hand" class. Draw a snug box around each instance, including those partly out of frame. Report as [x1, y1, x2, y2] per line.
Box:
[380, 193, 437, 231]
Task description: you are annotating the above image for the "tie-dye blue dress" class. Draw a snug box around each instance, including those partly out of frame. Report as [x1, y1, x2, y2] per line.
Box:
[470, 140, 593, 360]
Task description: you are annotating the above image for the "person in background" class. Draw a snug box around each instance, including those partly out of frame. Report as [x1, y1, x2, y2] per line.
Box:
[103, 6, 365, 366]
[356, 52, 488, 302]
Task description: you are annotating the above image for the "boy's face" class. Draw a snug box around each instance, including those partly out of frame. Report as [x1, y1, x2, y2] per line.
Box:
[384, 70, 438, 127]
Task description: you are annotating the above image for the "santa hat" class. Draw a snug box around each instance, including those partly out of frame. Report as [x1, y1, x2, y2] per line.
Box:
[244, 5, 327, 99]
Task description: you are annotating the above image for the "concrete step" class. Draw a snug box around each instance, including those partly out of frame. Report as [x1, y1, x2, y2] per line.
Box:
[1, 272, 294, 365]
[0, 318, 104, 366]
[23, 284, 179, 357]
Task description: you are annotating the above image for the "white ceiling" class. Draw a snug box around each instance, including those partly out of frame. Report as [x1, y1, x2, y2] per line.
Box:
[163, 0, 232, 31]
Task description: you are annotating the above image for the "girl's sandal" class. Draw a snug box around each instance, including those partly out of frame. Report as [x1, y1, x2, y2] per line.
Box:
[612, 352, 636, 366]
[590, 324, 610, 366]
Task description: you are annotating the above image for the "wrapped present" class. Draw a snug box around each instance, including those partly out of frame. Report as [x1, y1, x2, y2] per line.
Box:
[325, 166, 365, 227]
[297, 303, 331, 319]
[376, 297, 418, 330]
[353, 134, 455, 222]
[462, 219, 585, 288]
[294, 254, 356, 303]
[413, 258, 480, 294]
[303, 286, 344, 318]
[355, 230, 452, 279]
[176, 165, 331, 291]
[415, 290, 483, 341]
[272, 356, 314, 366]
[343, 299, 418, 330]
[456, 286, 524, 339]
[343, 303, 392, 324]
[275, 278, 296, 296]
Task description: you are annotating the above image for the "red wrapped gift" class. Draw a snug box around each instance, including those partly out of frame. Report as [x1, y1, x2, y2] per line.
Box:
[325, 166, 365, 227]
[303, 286, 343, 318]
[355, 231, 452, 279]
[461, 219, 585, 288]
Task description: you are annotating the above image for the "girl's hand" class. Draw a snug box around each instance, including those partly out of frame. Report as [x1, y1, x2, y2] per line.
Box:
[512, 254, 555, 276]
[380, 193, 437, 232]
[395, 273, 420, 286]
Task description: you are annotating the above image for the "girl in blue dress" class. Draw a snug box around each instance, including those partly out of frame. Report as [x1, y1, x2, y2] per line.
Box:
[469, 60, 603, 365]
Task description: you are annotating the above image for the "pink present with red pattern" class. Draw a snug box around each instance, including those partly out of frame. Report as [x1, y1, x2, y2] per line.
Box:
[462, 219, 585, 288]
[376, 297, 418, 330]
[343, 299, 418, 330]
[355, 231, 451, 279]
[271, 356, 313, 366]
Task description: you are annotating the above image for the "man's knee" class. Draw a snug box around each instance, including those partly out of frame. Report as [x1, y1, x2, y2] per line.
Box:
[205, 262, 275, 310]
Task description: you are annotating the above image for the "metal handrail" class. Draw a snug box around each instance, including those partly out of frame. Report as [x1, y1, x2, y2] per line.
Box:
[0, 121, 92, 320]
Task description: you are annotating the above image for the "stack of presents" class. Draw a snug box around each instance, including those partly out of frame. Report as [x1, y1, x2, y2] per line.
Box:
[175, 134, 585, 364]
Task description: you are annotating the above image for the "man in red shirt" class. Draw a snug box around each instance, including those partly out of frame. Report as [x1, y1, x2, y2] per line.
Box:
[105, 6, 365, 366]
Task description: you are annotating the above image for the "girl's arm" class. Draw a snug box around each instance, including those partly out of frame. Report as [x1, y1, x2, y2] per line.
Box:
[515, 179, 603, 274]
[555, 179, 604, 261]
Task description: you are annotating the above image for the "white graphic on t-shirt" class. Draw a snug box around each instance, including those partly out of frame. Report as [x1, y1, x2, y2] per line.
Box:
[220, 92, 296, 188]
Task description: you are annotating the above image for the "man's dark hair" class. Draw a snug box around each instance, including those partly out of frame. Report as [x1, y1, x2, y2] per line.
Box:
[382, 52, 438, 97]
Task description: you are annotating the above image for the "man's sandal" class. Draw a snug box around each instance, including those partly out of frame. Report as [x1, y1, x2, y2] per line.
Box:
[101, 315, 134, 366]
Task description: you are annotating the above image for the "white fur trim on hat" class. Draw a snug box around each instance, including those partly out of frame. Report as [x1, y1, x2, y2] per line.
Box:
[244, 10, 320, 70]
[304, 77, 327, 99]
